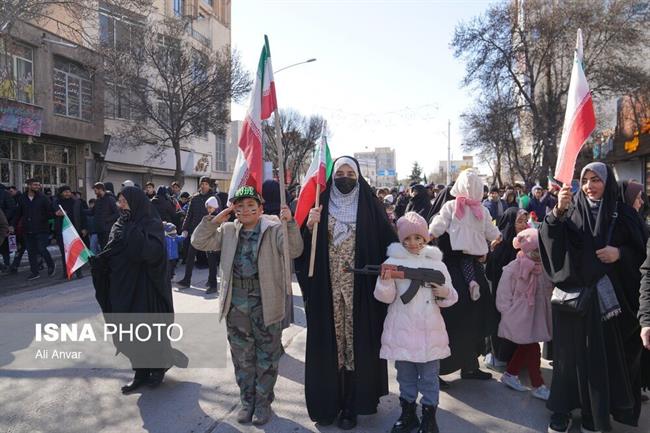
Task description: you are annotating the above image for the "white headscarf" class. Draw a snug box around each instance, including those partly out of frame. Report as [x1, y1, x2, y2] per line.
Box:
[329, 157, 360, 246]
[450, 168, 483, 201]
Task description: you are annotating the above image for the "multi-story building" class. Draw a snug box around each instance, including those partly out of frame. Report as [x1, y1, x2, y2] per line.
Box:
[0, 20, 104, 195]
[354, 147, 396, 187]
[99, 0, 233, 194]
[437, 155, 474, 183]
[1, 0, 233, 198]
[353, 151, 377, 186]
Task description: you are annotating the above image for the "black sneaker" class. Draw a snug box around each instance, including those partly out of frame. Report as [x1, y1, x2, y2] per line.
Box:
[47, 265, 56, 277]
[27, 273, 40, 281]
[460, 369, 492, 380]
[548, 413, 572, 433]
[175, 279, 190, 289]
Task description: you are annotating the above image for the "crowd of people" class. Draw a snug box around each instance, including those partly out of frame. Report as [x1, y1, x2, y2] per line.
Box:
[1, 156, 650, 433]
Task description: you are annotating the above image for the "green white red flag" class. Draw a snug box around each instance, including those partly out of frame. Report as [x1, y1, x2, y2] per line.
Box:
[554, 29, 596, 185]
[295, 136, 333, 227]
[228, 35, 277, 200]
[59, 205, 93, 279]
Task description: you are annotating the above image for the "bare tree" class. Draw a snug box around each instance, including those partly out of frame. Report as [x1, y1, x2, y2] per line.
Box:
[263, 109, 327, 188]
[0, 0, 153, 43]
[105, 17, 252, 184]
[453, 0, 650, 182]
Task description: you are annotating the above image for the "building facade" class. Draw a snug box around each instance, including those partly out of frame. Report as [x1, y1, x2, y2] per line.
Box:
[436, 155, 475, 183]
[0, 20, 104, 196]
[353, 147, 396, 187]
[100, 0, 233, 194]
[1, 0, 233, 198]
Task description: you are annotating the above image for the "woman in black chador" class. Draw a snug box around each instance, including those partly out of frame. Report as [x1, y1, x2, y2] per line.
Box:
[91, 186, 175, 394]
[295, 156, 397, 429]
[539, 163, 645, 433]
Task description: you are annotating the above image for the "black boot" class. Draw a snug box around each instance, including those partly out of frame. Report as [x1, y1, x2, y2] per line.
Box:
[121, 369, 150, 394]
[391, 397, 420, 433]
[418, 404, 439, 433]
[338, 370, 357, 430]
[148, 368, 166, 388]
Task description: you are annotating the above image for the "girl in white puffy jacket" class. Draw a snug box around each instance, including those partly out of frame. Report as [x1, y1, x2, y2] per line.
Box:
[375, 212, 458, 433]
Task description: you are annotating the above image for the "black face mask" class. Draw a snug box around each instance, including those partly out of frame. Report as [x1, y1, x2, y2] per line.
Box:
[335, 177, 357, 194]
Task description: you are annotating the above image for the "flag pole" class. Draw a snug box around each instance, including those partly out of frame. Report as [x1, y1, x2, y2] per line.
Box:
[308, 184, 320, 277]
[272, 109, 293, 296]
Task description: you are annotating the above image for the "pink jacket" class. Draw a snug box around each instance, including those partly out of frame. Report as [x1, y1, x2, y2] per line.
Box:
[374, 243, 458, 363]
[496, 258, 553, 344]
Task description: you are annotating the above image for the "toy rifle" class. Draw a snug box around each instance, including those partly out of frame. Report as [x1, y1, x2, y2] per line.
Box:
[344, 263, 446, 304]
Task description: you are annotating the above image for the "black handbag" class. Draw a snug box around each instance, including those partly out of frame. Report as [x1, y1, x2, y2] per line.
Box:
[550, 209, 618, 315]
[551, 286, 593, 315]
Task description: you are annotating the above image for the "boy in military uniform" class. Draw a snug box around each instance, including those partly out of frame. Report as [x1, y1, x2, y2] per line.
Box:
[191, 186, 303, 425]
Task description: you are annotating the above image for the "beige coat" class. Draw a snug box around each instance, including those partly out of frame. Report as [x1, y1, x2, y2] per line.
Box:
[191, 215, 303, 326]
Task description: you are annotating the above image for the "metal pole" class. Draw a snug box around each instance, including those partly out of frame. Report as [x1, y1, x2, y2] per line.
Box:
[446, 119, 451, 184]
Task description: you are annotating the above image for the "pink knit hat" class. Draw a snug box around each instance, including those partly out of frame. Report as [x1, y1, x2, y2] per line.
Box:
[397, 212, 430, 243]
[512, 228, 539, 254]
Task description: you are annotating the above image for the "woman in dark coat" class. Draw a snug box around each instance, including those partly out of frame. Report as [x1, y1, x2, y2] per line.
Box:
[91, 187, 175, 394]
[151, 186, 176, 224]
[484, 207, 528, 366]
[295, 156, 397, 429]
[539, 163, 645, 433]
[405, 184, 432, 219]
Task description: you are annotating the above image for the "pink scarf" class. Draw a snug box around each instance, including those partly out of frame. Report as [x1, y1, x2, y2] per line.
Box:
[455, 196, 484, 221]
[516, 251, 542, 306]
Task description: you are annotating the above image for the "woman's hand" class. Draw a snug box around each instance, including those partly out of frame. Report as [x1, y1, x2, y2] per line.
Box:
[212, 205, 234, 225]
[431, 283, 450, 299]
[596, 246, 620, 264]
[307, 205, 322, 230]
[554, 185, 572, 215]
[279, 205, 293, 222]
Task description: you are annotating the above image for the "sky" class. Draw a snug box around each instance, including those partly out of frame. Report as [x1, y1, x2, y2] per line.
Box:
[231, 0, 496, 179]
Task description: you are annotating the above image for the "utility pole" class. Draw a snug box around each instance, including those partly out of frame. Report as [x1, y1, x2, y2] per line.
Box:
[446, 119, 451, 184]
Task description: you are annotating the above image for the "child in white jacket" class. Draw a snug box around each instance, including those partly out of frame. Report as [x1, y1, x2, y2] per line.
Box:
[375, 212, 458, 433]
[429, 169, 501, 299]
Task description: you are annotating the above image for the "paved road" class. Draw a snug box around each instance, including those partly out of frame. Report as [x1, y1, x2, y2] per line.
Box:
[0, 265, 648, 433]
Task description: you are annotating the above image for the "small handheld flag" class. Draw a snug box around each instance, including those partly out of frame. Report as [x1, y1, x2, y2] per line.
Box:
[59, 205, 94, 279]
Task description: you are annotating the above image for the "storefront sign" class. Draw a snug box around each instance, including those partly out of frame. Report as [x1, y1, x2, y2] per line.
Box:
[0, 99, 43, 136]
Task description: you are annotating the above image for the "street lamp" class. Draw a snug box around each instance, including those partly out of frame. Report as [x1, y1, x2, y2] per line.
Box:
[274, 58, 317, 74]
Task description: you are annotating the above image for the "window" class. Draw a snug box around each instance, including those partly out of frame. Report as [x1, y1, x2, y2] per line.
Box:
[202, 0, 213, 6]
[105, 82, 137, 120]
[174, 0, 184, 16]
[0, 40, 34, 103]
[53, 57, 93, 121]
[99, 8, 144, 52]
[215, 134, 226, 171]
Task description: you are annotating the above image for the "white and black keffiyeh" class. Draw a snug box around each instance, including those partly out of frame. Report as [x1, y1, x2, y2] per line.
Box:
[329, 157, 360, 246]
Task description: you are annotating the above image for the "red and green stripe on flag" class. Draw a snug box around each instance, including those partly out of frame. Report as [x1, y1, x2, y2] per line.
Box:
[295, 136, 333, 227]
[60, 206, 93, 279]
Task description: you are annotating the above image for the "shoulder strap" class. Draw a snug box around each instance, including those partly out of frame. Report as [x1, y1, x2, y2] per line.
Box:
[606, 208, 618, 245]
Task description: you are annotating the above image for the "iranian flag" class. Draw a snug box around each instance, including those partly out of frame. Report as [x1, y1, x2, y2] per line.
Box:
[295, 136, 333, 227]
[59, 206, 93, 279]
[554, 29, 596, 185]
[228, 35, 277, 200]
